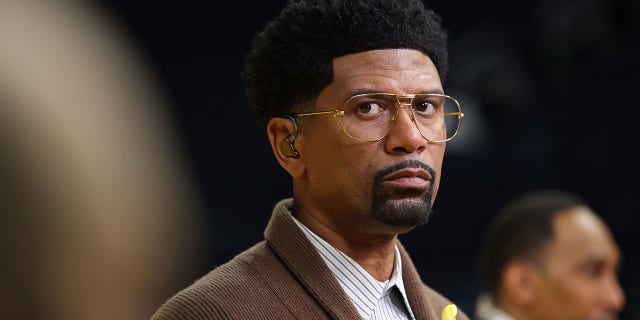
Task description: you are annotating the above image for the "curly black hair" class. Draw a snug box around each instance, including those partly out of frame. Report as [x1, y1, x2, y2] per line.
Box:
[243, 0, 449, 126]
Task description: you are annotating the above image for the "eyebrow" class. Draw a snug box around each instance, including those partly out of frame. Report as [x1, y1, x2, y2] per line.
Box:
[343, 88, 446, 101]
[580, 253, 621, 268]
[342, 88, 379, 101]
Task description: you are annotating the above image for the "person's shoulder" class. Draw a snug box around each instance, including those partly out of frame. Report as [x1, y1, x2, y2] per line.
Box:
[421, 284, 471, 320]
[151, 241, 275, 320]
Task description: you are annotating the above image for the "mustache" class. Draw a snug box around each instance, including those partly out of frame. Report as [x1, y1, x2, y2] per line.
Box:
[373, 160, 436, 184]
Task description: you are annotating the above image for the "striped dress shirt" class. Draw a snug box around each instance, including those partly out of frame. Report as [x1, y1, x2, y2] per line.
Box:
[293, 217, 416, 320]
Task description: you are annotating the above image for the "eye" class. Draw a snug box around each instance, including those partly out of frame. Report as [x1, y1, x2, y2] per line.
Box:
[356, 101, 386, 116]
[581, 261, 606, 279]
[413, 99, 437, 115]
[344, 94, 392, 121]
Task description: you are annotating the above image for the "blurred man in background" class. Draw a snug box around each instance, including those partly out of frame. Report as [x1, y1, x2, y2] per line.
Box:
[475, 189, 625, 320]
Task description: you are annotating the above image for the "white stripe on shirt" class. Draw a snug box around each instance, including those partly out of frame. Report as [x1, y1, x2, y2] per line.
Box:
[293, 217, 415, 320]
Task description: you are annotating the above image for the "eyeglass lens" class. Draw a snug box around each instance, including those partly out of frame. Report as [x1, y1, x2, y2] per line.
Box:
[341, 93, 461, 142]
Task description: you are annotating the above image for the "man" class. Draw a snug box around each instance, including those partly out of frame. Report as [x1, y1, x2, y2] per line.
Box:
[475, 189, 625, 320]
[153, 0, 468, 319]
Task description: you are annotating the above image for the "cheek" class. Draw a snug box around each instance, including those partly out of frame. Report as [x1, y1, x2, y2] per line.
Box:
[339, 146, 377, 187]
[540, 274, 596, 317]
[306, 133, 372, 191]
[426, 144, 445, 190]
[428, 143, 446, 169]
[333, 143, 387, 203]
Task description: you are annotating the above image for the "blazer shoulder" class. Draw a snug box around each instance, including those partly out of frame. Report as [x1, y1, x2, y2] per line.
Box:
[151, 242, 275, 320]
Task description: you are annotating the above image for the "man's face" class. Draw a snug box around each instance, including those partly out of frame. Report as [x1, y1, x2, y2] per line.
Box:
[529, 208, 625, 320]
[294, 49, 445, 236]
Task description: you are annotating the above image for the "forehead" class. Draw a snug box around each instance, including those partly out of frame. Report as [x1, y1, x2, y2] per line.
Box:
[546, 208, 620, 266]
[328, 49, 443, 99]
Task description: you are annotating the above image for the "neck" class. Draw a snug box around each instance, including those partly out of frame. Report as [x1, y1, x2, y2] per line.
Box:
[339, 236, 398, 282]
[295, 207, 398, 281]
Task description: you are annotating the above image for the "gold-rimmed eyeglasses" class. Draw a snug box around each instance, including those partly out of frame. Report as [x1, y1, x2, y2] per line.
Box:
[280, 93, 464, 143]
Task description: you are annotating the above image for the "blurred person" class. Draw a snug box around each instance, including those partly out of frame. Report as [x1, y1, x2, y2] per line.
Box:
[152, 0, 469, 319]
[475, 189, 625, 320]
[0, 1, 204, 319]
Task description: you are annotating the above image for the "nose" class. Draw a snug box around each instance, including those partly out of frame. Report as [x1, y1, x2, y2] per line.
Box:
[384, 104, 427, 154]
[602, 276, 625, 313]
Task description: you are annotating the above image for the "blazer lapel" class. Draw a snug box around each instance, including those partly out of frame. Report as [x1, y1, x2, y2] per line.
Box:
[398, 242, 439, 320]
[264, 199, 362, 320]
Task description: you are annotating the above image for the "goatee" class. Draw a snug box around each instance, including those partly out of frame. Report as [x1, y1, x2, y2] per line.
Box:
[370, 160, 436, 227]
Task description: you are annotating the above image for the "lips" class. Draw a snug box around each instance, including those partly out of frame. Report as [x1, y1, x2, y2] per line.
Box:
[381, 168, 432, 188]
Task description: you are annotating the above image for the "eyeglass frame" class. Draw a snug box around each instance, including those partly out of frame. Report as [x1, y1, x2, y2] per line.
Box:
[276, 92, 464, 143]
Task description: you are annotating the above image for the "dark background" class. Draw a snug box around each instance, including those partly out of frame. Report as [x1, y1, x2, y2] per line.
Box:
[100, 0, 639, 317]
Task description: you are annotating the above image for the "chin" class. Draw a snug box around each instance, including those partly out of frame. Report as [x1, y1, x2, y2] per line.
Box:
[371, 197, 433, 227]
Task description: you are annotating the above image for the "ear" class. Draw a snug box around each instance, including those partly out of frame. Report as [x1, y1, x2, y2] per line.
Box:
[501, 259, 540, 307]
[267, 117, 305, 178]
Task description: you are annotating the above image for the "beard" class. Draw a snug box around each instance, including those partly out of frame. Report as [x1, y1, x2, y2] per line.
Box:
[370, 160, 436, 227]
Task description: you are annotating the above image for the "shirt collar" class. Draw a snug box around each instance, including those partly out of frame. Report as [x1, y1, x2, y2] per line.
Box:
[293, 216, 414, 319]
[475, 293, 516, 320]
[389, 246, 415, 318]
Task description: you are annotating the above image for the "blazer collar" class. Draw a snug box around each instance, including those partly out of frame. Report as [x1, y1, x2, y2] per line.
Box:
[265, 198, 360, 319]
[265, 198, 439, 320]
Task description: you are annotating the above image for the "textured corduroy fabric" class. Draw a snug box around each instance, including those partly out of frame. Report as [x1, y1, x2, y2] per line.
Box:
[151, 198, 469, 320]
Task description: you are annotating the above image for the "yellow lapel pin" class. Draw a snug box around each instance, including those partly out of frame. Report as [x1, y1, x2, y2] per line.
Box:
[441, 304, 457, 320]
